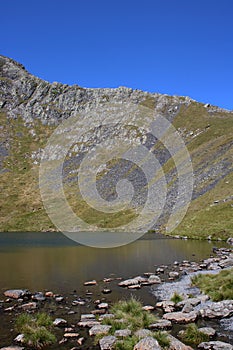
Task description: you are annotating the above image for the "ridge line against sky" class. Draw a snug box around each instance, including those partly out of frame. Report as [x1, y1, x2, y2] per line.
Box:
[1, 0, 233, 110]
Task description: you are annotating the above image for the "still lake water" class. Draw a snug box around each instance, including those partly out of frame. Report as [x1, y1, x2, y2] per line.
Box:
[0, 232, 228, 294]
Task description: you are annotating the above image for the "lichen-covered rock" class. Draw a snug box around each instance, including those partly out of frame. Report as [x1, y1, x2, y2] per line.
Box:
[198, 341, 233, 350]
[199, 300, 233, 319]
[167, 334, 193, 350]
[89, 325, 111, 336]
[133, 336, 161, 350]
[163, 311, 197, 323]
[99, 335, 117, 350]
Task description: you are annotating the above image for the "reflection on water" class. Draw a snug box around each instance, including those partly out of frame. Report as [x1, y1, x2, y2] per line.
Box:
[0, 232, 227, 293]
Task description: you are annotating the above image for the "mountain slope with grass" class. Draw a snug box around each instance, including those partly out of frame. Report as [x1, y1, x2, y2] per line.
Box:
[0, 55, 232, 239]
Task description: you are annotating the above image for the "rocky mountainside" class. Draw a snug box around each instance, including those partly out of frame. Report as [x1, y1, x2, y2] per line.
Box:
[0, 54, 232, 239]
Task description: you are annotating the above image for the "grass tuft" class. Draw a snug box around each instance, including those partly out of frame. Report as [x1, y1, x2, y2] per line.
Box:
[179, 323, 209, 345]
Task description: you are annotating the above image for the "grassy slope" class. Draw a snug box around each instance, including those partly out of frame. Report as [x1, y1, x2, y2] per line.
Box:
[0, 100, 232, 239]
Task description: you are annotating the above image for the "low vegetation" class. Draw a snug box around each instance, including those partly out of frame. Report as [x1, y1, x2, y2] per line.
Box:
[98, 297, 170, 349]
[15, 312, 56, 348]
[179, 323, 209, 345]
[170, 292, 183, 304]
[191, 268, 233, 301]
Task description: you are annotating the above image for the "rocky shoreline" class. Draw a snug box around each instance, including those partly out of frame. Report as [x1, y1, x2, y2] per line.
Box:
[0, 245, 232, 350]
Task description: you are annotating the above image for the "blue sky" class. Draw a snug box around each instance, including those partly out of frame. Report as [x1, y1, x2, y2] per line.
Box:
[1, 0, 233, 109]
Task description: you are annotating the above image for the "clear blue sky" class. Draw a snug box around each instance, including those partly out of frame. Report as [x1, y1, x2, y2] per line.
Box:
[1, 0, 233, 110]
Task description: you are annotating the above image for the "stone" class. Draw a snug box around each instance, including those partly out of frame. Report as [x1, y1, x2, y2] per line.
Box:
[182, 303, 193, 313]
[149, 319, 172, 330]
[4, 290, 28, 299]
[148, 275, 161, 284]
[53, 318, 67, 326]
[19, 302, 37, 310]
[167, 334, 193, 350]
[134, 329, 152, 338]
[81, 314, 96, 320]
[114, 329, 131, 337]
[99, 335, 117, 350]
[89, 325, 111, 336]
[163, 311, 197, 323]
[32, 292, 45, 301]
[133, 336, 161, 350]
[98, 302, 109, 309]
[198, 327, 216, 337]
[177, 298, 201, 308]
[142, 305, 154, 311]
[156, 300, 175, 313]
[45, 291, 53, 297]
[102, 289, 112, 294]
[169, 271, 179, 278]
[99, 314, 115, 321]
[63, 333, 79, 338]
[198, 341, 233, 350]
[84, 280, 97, 286]
[199, 300, 233, 319]
[77, 337, 84, 345]
[14, 334, 24, 343]
[128, 284, 141, 289]
[78, 314, 100, 327]
[227, 237, 233, 246]
[55, 296, 64, 302]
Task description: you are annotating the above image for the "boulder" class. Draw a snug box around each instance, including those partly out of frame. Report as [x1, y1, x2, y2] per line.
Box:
[148, 275, 161, 284]
[4, 290, 28, 299]
[89, 325, 111, 336]
[134, 336, 161, 350]
[198, 341, 233, 349]
[99, 335, 117, 350]
[199, 300, 233, 319]
[163, 311, 197, 323]
[149, 319, 172, 330]
[198, 327, 216, 337]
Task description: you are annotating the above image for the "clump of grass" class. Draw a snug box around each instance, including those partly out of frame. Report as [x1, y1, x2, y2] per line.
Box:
[191, 268, 233, 301]
[114, 335, 139, 350]
[15, 312, 56, 348]
[179, 323, 209, 345]
[153, 331, 170, 348]
[104, 296, 157, 332]
[170, 292, 183, 304]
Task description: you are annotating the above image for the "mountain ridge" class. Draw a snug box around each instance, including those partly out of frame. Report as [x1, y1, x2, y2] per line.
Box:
[0, 55, 232, 239]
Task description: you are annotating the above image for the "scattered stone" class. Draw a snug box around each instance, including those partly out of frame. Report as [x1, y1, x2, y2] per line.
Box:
[4, 290, 28, 299]
[133, 336, 161, 350]
[99, 335, 117, 350]
[177, 298, 201, 308]
[134, 329, 152, 338]
[167, 334, 193, 350]
[156, 300, 175, 313]
[45, 291, 53, 297]
[102, 289, 112, 294]
[182, 303, 193, 313]
[77, 337, 84, 345]
[53, 318, 67, 327]
[142, 305, 154, 311]
[19, 302, 37, 311]
[59, 338, 67, 344]
[72, 299, 85, 306]
[89, 324, 111, 336]
[148, 275, 161, 284]
[118, 276, 147, 287]
[92, 309, 106, 315]
[198, 327, 216, 337]
[149, 319, 172, 330]
[114, 329, 131, 337]
[4, 306, 14, 312]
[163, 311, 197, 323]
[84, 280, 97, 286]
[169, 271, 179, 279]
[156, 267, 164, 273]
[98, 302, 109, 309]
[65, 327, 74, 332]
[227, 238, 233, 246]
[128, 284, 141, 289]
[14, 334, 24, 343]
[63, 333, 79, 338]
[81, 314, 96, 320]
[32, 292, 45, 301]
[55, 296, 64, 302]
[199, 300, 233, 319]
[198, 341, 233, 349]
[99, 314, 115, 321]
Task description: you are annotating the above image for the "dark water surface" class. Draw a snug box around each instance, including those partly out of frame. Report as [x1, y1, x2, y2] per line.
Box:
[0, 232, 228, 294]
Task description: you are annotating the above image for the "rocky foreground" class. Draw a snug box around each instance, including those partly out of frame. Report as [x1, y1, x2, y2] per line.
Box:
[0, 245, 232, 350]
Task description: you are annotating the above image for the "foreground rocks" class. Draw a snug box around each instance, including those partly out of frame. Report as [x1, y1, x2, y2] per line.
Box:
[198, 341, 233, 350]
[133, 337, 161, 350]
[199, 300, 233, 319]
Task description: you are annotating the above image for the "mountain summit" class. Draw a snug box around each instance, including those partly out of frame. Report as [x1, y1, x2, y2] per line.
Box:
[0, 55, 232, 239]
